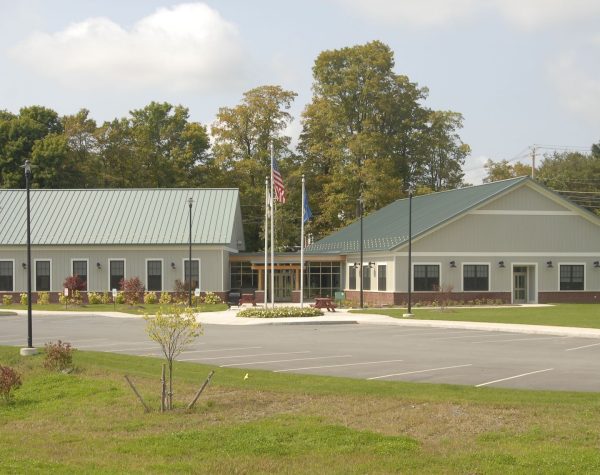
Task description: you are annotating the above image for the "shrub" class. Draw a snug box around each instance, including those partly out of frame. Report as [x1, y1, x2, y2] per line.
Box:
[43, 340, 75, 372]
[20, 293, 28, 305]
[173, 279, 191, 304]
[237, 306, 323, 318]
[101, 292, 111, 304]
[144, 291, 158, 304]
[159, 292, 173, 305]
[37, 291, 50, 305]
[87, 292, 102, 304]
[115, 292, 125, 305]
[203, 291, 222, 305]
[2, 295, 12, 306]
[120, 277, 145, 305]
[63, 275, 86, 292]
[0, 366, 22, 403]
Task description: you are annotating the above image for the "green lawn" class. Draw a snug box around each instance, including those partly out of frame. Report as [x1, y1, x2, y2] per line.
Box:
[0, 303, 228, 315]
[2, 346, 600, 473]
[354, 304, 600, 328]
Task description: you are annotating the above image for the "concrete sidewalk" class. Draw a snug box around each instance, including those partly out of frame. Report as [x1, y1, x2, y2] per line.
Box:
[9, 307, 600, 339]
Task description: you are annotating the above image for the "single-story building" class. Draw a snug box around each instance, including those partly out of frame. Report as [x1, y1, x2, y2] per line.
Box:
[0, 188, 245, 301]
[1, 177, 599, 305]
[304, 176, 600, 304]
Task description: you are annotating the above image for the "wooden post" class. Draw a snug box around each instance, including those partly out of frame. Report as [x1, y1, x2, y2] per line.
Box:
[160, 364, 166, 413]
[186, 370, 215, 410]
[124, 375, 150, 413]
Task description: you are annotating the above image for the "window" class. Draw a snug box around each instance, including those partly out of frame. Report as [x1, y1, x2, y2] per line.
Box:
[72, 260, 88, 291]
[349, 265, 356, 290]
[560, 265, 584, 291]
[36, 260, 51, 291]
[184, 260, 200, 290]
[109, 260, 125, 290]
[463, 264, 489, 291]
[378, 265, 387, 291]
[147, 260, 162, 292]
[362, 265, 371, 291]
[230, 261, 258, 290]
[414, 264, 440, 291]
[0, 261, 13, 291]
[303, 262, 342, 299]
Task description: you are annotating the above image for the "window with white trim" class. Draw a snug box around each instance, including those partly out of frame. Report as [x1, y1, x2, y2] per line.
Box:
[110, 260, 125, 290]
[0, 261, 13, 291]
[72, 260, 88, 291]
[36, 260, 51, 291]
[184, 260, 200, 290]
[463, 264, 489, 291]
[349, 265, 356, 290]
[147, 260, 162, 292]
[378, 265, 386, 291]
[362, 265, 371, 291]
[560, 265, 584, 291]
[414, 265, 439, 291]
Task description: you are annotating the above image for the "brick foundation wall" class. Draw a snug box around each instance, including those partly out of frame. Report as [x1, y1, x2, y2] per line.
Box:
[344, 291, 512, 306]
[539, 292, 600, 304]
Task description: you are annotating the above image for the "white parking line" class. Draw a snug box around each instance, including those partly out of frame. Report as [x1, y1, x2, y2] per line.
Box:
[179, 351, 310, 362]
[429, 332, 500, 341]
[274, 359, 405, 372]
[108, 346, 161, 353]
[78, 341, 151, 349]
[475, 368, 554, 387]
[395, 330, 487, 338]
[565, 342, 600, 352]
[470, 336, 570, 344]
[367, 364, 473, 380]
[220, 355, 353, 367]
[181, 346, 263, 354]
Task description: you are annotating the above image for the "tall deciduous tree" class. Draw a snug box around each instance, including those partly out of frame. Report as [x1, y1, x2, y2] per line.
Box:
[299, 41, 467, 240]
[211, 85, 297, 251]
[483, 159, 531, 183]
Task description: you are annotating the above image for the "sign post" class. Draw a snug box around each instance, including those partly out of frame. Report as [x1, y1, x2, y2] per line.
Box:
[112, 288, 117, 311]
[63, 288, 69, 310]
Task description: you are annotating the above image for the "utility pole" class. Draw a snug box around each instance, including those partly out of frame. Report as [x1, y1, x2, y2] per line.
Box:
[531, 145, 536, 179]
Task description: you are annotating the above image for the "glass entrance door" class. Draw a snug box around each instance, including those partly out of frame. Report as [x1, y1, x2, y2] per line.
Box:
[513, 267, 528, 303]
[274, 270, 293, 302]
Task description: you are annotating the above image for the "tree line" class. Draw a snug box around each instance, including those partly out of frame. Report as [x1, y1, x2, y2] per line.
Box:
[4, 40, 593, 250]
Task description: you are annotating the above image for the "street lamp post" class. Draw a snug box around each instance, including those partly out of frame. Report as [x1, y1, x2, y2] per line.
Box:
[188, 197, 193, 307]
[20, 160, 37, 356]
[358, 196, 364, 309]
[403, 191, 414, 318]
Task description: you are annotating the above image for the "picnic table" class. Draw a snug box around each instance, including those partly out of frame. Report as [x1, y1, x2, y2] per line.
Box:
[313, 297, 336, 312]
[239, 293, 256, 306]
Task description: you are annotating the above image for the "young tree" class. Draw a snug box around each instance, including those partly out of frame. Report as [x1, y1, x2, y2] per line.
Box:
[144, 306, 202, 409]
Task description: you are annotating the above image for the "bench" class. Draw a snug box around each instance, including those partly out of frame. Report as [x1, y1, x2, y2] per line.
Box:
[312, 297, 336, 312]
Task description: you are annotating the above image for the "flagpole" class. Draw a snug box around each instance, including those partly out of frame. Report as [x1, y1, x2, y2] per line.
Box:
[270, 143, 275, 309]
[264, 176, 269, 308]
[300, 174, 305, 308]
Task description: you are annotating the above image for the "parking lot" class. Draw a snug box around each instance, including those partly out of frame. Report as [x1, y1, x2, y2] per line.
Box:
[2, 312, 600, 391]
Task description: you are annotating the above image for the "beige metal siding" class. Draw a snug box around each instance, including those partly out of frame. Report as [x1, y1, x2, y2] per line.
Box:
[480, 186, 568, 211]
[0, 247, 229, 293]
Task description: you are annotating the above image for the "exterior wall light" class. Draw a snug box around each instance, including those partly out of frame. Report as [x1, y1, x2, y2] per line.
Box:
[171, 262, 176, 270]
[22, 262, 27, 269]
[498, 261, 505, 268]
[96, 262, 102, 270]
[449, 261, 456, 268]
[594, 261, 600, 268]
[546, 261, 553, 268]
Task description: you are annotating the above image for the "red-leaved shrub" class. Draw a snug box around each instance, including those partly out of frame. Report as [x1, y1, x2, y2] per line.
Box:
[120, 277, 145, 305]
[44, 340, 75, 372]
[0, 366, 22, 402]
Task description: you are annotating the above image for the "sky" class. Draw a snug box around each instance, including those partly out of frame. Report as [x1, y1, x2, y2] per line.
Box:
[1, 0, 599, 184]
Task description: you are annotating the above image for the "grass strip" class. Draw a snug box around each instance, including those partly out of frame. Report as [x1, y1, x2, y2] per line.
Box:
[2, 346, 600, 473]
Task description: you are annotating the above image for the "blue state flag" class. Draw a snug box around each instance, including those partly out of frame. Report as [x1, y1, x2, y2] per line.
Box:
[303, 190, 313, 223]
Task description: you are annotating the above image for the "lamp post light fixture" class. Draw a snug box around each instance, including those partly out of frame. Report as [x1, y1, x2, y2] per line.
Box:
[403, 191, 414, 318]
[20, 160, 37, 356]
[188, 197, 193, 308]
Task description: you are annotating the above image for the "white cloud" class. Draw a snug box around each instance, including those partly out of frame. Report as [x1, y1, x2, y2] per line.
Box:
[337, 0, 600, 29]
[10, 3, 245, 92]
[548, 40, 600, 125]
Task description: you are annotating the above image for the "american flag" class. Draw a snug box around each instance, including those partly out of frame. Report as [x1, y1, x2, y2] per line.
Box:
[272, 155, 286, 203]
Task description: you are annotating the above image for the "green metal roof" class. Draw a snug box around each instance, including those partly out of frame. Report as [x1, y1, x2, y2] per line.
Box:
[306, 177, 530, 254]
[0, 188, 241, 246]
